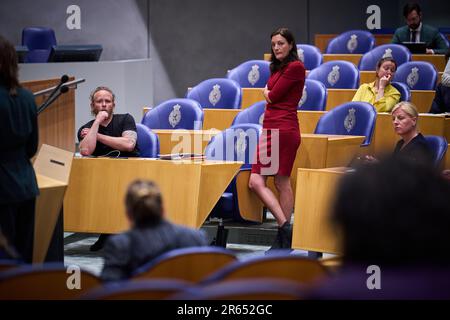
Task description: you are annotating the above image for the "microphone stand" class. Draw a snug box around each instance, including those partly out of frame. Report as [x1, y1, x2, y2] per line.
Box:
[37, 86, 69, 115]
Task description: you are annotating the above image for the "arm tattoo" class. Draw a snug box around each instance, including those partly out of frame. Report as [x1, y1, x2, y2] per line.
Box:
[123, 130, 137, 145]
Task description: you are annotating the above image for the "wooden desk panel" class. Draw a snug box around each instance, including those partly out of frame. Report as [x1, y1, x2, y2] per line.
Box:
[359, 71, 443, 86]
[203, 109, 240, 131]
[372, 113, 449, 155]
[21, 78, 75, 152]
[241, 88, 265, 109]
[326, 88, 434, 113]
[64, 158, 241, 232]
[292, 168, 345, 254]
[412, 54, 446, 72]
[323, 54, 362, 66]
[154, 129, 220, 155]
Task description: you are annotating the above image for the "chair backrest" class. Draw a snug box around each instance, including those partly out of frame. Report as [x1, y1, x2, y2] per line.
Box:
[358, 44, 412, 71]
[391, 81, 411, 102]
[141, 98, 203, 130]
[231, 101, 266, 126]
[201, 254, 328, 285]
[171, 279, 305, 300]
[21, 27, 57, 63]
[307, 60, 360, 89]
[131, 246, 237, 283]
[298, 78, 328, 111]
[314, 101, 377, 146]
[423, 135, 448, 167]
[0, 263, 101, 299]
[205, 123, 262, 170]
[81, 279, 190, 300]
[296, 44, 323, 70]
[226, 60, 271, 88]
[135, 123, 159, 158]
[393, 61, 438, 90]
[186, 78, 242, 109]
[326, 30, 375, 54]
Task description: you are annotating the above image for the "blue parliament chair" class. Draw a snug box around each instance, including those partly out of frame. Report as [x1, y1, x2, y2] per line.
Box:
[307, 60, 360, 89]
[186, 78, 242, 109]
[358, 44, 412, 71]
[424, 135, 448, 167]
[131, 246, 237, 283]
[0, 263, 101, 299]
[21, 26, 57, 63]
[314, 101, 377, 146]
[226, 60, 270, 88]
[298, 78, 328, 111]
[296, 44, 323, 70]
[201, 254, 328, 285]
[325, 30, 375, 54]
[170, 279, 305, 300]
[205, 124, 262, 223]
[393, 61, 438, 90]
[391, 81, 411, 102]
[141, 98, 203, 130]
[135, 123, 159, 158]
[231, 101, 266, 126]
[81, 279, 191, 300]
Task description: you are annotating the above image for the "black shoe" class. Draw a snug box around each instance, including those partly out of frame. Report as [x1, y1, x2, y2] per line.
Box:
[279, 222, 293, 249]
[267, 229, 282, 251]
[90, 234, 109, 252]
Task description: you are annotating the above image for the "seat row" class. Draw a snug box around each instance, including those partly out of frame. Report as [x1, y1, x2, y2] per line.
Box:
[0, 247, 329, 299]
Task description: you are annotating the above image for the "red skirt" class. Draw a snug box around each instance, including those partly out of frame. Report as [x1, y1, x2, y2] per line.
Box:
[251, 128, 301, 176]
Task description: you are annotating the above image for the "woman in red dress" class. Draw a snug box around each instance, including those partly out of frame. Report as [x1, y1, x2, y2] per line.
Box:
[249, 28, 305, 249]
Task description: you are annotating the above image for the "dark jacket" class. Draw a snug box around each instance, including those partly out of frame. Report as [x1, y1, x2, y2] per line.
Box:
[391, 24, 449, 54]
[0, 86, 39, 204]
[100, 220, 208, 282]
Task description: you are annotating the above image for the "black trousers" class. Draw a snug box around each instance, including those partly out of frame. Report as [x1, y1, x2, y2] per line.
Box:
[0, 198, 35, 263]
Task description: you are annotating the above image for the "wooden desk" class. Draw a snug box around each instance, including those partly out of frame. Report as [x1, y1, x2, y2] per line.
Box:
[21, 78, 75, 152]
[323, 54, 362, 66]
[64, 158, 242, 232]
[326, 88, 435, 113]
[153, 129, 220, 155]
[292, 167, 345, 254]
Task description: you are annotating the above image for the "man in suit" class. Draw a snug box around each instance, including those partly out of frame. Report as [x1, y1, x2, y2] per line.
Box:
[391, 2, 448, 55]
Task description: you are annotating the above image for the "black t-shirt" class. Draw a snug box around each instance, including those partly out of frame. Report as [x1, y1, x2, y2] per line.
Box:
[393, 133, 433, 164]
[78, 113, 139, 157]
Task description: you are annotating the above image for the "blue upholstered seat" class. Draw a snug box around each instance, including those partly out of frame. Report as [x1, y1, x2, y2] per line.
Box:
[359, 44, 412, 71]
[135, 123, 159, 158]
[226, 60, 270, 88]
[307, 60, 360, 89]
[296, 44, 323, 70]
[326, 30, 375, 54]
[186, 78, 242, 109]
[21, 27, 57, 63]
[298, 78, 328, 111]
[231, 101, 266, 126]
[141, 98, 203, 130]
[391, 81, 411, 102]
[205, 124, 262, 222]
[424, 135, 448, 167]
[314, 101, 377, 146]
[393, 61, 438, 90]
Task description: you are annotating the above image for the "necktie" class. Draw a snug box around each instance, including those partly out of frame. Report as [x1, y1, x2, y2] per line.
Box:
[410, 30, 417, 43]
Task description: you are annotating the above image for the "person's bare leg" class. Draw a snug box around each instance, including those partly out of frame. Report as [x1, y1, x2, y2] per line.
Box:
[249, 173, 287, 226]
[274, 175, 294, 222]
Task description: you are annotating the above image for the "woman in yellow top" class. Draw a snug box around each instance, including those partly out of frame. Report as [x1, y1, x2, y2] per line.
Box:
[352, 57, 401, 112]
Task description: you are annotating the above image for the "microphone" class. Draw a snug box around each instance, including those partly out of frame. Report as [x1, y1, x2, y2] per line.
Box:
[45, 74, 69, 102]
